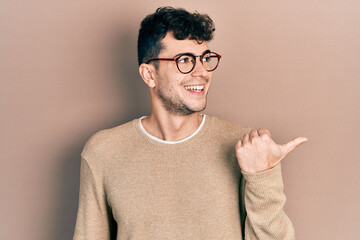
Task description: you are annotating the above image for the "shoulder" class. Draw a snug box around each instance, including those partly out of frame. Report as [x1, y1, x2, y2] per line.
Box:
[81, 119, 138, 160]
[207, 115, 253, 138]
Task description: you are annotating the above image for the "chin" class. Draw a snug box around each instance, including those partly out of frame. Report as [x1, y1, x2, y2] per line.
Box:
[188, 103, 207, 113]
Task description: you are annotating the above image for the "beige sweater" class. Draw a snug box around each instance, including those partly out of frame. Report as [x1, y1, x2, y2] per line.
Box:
[73, 115, 295, 240]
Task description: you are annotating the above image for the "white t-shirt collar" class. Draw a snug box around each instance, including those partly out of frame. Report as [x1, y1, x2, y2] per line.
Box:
[138, 114, 206, 144]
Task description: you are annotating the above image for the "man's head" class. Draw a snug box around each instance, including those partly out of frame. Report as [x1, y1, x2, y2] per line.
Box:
[138, 7, 219, 116]
[137, 6, 215, 67]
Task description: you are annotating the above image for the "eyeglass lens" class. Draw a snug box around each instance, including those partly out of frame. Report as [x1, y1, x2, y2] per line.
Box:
[177, 52, 219, 73]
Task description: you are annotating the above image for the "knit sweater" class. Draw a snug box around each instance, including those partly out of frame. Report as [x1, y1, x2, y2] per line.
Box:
[73, 115, 295, 240]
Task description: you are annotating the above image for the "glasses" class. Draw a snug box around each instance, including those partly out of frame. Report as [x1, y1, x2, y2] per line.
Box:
[146, 51, 222, 74]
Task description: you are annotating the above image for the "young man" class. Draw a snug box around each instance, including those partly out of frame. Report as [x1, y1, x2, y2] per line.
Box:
[73, 7, 307, 240]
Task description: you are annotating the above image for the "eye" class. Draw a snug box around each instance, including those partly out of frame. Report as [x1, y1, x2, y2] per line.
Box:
[202, 56, 210, 62]
[202, 53, 212, 62]
[178, 56, 192, 64]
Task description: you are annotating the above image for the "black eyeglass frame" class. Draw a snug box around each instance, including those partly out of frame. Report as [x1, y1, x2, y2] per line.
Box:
[146, 51, 222, 74]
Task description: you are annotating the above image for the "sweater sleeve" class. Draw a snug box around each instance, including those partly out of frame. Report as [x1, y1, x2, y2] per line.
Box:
[73, 156, 115, 240]
[241, 163, 295, 240]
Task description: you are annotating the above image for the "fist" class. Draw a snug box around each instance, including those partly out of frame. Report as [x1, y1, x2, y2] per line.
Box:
[235, 128, 308, 173]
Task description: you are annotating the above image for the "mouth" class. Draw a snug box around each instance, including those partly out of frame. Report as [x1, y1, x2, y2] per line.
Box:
[184, 84, 205, 95]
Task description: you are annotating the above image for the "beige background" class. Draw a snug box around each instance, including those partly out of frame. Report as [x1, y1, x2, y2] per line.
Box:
[1, 0, 359, 239]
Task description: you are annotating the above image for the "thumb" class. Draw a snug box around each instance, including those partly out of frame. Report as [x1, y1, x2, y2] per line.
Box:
[281, 136, 308, 156]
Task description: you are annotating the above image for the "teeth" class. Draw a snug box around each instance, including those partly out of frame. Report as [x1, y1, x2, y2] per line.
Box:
[185, 85, 204, 90]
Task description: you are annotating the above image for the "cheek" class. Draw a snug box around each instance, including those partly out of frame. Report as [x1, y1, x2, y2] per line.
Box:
[165, 80, 175, 93]
[157, 78, 174, 95]
[207, 72, 213, 81]
[157, 70, 187, 94]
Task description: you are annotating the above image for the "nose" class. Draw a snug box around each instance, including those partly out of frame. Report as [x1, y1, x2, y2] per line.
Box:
[191, 56, 209, 77]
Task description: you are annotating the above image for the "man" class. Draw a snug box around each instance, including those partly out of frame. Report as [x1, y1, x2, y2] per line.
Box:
[73, 7, 308, 240]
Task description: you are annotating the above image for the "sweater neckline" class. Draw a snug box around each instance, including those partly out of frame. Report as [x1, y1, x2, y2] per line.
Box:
[134, 114, 210, 147]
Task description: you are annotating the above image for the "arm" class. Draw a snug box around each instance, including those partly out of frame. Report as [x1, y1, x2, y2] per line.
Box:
[236, 127, 308, 239]
[73, 156, 116, 240]
[241, 164, 294, 239]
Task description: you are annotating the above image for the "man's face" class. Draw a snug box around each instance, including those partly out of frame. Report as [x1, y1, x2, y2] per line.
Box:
[153, 33, 213, 115]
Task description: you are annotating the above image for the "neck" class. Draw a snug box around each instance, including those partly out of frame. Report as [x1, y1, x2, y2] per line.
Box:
[141, 111, 204, 142]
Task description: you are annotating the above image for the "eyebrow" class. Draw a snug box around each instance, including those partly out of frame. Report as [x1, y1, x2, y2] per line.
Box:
[173, 49, 211, 58]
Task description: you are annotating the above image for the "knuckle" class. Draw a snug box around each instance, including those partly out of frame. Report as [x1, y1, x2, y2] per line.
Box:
[257, 128, 268, 135]
[235, 146, 243, 153]
[244, 141, 252, 147]
[250, 137, 258, 144]
[260, 134, 270, 141]
[242, 133, 249, 140]
[250, 129, 257, 134]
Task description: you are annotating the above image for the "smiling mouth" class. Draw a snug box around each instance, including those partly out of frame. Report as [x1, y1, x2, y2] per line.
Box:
[184, 85, 204, 93]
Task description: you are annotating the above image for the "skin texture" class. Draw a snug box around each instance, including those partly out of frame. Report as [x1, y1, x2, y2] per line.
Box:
[139, 32, 308, 172]
[156, 68, 208, 115]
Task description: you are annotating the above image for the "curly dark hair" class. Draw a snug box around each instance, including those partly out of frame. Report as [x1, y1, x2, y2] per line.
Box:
[137, 6, 215, 67]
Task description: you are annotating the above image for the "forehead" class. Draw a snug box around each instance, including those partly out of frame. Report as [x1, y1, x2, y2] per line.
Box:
[160, 32, 209, 56]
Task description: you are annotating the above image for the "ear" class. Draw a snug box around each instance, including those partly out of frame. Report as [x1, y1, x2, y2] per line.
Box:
[139, 63, 156, 88]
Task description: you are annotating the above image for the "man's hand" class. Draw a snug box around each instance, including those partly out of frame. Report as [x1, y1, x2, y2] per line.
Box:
[235, 128, 308, 173]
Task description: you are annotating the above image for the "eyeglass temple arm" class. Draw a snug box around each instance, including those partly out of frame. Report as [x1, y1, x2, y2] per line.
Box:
[146, 58, 176, 64]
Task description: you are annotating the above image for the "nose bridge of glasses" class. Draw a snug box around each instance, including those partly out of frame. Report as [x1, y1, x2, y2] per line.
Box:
[190, 55, 205, 69]
[195, 55, 203, 63]
[191, 55, 208, 73]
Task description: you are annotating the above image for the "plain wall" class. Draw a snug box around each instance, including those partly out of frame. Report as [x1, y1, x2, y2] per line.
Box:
[1, 1, 359, 239]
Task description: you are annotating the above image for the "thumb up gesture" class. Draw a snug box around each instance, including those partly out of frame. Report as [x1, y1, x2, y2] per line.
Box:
[235, 128, 308, 173]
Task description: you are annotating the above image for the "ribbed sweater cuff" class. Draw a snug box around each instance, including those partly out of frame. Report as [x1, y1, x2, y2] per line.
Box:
[241, 163, 282, 183]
